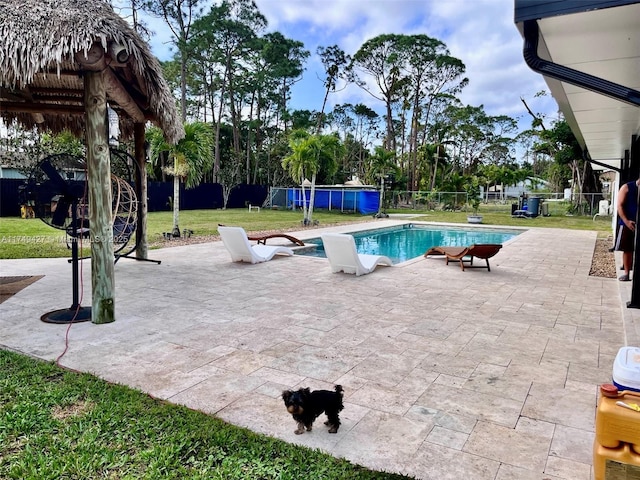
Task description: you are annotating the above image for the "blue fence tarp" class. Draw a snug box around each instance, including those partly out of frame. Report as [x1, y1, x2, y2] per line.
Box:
[287, 188, 379, 215]
[0, 178, 267, 216]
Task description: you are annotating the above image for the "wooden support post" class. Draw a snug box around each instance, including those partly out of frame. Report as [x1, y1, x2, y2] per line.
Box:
[85, 70, 115, 324]
[134, 122, 148, 259]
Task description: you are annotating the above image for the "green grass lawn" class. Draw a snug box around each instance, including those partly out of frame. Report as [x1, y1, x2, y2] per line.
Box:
[0, 209, 374, 259]
[405, 208, 613, 232]
[0, 350, 409, 480]
[0, 204, 612, 259]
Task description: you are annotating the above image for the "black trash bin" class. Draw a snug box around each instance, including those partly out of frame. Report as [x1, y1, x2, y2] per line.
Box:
[527, 197, 541, 217]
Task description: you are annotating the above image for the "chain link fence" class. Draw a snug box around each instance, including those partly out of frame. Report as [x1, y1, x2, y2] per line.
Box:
[266, 187, 380, 214]
[266, 187, 611, 218]
[385, 191, 610, 217]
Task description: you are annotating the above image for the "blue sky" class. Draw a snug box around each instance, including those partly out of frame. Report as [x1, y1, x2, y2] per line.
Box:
[126, 0, 560, 135]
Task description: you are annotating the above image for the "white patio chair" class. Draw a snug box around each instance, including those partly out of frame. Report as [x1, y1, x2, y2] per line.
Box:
[321, 233, 393, 276]
[218, 226, 293, 264]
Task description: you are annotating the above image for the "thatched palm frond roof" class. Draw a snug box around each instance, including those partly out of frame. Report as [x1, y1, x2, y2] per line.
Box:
[0, 0, 184, 144]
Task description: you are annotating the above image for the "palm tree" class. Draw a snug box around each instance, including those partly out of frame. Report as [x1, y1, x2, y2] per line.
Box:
[307, 133, 342, 222]
[147, 121, 214, 236]
[282, 130, 342, 225]
[282, 129, 313, 223]
[367, 146, 395, 183]
[479, 164, 500, 202]
[367, 146, 396, 215]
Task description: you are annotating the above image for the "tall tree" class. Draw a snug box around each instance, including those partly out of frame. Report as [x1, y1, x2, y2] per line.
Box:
[424, 93, 460, 190]
[262, 32, 310, 132]
[444, 104, 517, 175]
[325, 103, 380, 180]
[281, 130, 342, 225]
[534, 118, 601, 207]
[146, 122, 214, 236]
[398, 34, 467, 190]
[144, 0, 205, 121]
[316, 45, 350, 133]
[282, 129, 313, 223]
[352, 104, 380, 176]
[111, 0, 152, 40]
[189, 0, 266, 180]
[366, 146, 396, 186]
[349, 34, 408, 152]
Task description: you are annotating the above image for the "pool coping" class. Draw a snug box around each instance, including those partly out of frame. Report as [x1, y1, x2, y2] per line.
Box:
[289, 220, 527, 266]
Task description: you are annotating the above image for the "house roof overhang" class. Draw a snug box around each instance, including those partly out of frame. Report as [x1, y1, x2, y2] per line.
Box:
[514, 0, 640, 172]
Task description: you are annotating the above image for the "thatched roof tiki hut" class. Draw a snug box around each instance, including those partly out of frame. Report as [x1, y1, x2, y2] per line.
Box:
[0, 0, 185, 324]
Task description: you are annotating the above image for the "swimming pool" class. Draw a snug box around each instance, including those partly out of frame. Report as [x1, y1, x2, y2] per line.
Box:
[296, 224, 521, 264]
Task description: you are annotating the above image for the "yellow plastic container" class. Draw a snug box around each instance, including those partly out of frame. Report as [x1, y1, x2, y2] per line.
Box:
[596, 384, 640, 449]
[593, 441, 640, 480]
[20, 205, 34, 219]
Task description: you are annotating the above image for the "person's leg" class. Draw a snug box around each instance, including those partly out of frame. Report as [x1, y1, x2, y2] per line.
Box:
[617, 225, 634, 281]
[623, 251, 633, 276]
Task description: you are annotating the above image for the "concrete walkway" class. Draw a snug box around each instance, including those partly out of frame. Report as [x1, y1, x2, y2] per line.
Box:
[0, 221, 630, 479]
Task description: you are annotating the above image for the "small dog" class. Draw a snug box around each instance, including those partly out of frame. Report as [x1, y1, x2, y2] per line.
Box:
[282, 385, 344, 435]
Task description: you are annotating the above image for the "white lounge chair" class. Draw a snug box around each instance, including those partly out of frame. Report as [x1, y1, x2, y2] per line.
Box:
[321, 233, 393, 276]
[218, 226, 294, 264]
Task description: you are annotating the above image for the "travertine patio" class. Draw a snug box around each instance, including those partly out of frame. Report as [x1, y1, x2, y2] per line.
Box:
[2, 219, 638, 479]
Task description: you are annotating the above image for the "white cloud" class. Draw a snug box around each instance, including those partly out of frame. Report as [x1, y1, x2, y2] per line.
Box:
[135, 0, 559, 133]
[253, 0, 557, 125]
[423, 0, 550, 115]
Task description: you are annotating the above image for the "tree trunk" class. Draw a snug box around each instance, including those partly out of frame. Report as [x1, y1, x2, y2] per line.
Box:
[408, 80, 422, 192]
[227, 69, 241, 158]
[316, 86, 330, 134]
[134, 122, 148, 259]
[172, 160, 180, 237]
[573, 159, 583, 207]
[308, 172, 317, 223]
[253, 92, 265, 184]
[246, 91, 255, 184]
[222, 184, 231, 209]
[300, 179, 308, 223]
[160, 151, 167, 182]
[214, 65, 229, 183]
[180, 56, 187, 121]
[85, 70, 115, 324]
[281, 78, 288, 132]
[430, 154, 439, 191]
[385, 100, 395, 152]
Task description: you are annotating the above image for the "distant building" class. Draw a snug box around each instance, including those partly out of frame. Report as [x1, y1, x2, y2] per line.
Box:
[0, 151, 29, 179]
[489, 177, 550, 199]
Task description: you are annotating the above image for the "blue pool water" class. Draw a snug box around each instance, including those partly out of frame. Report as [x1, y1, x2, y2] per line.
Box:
[297, 224, 520, 264]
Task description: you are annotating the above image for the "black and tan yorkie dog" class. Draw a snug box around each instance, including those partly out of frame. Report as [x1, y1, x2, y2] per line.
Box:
[282, 385, 344, 435]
